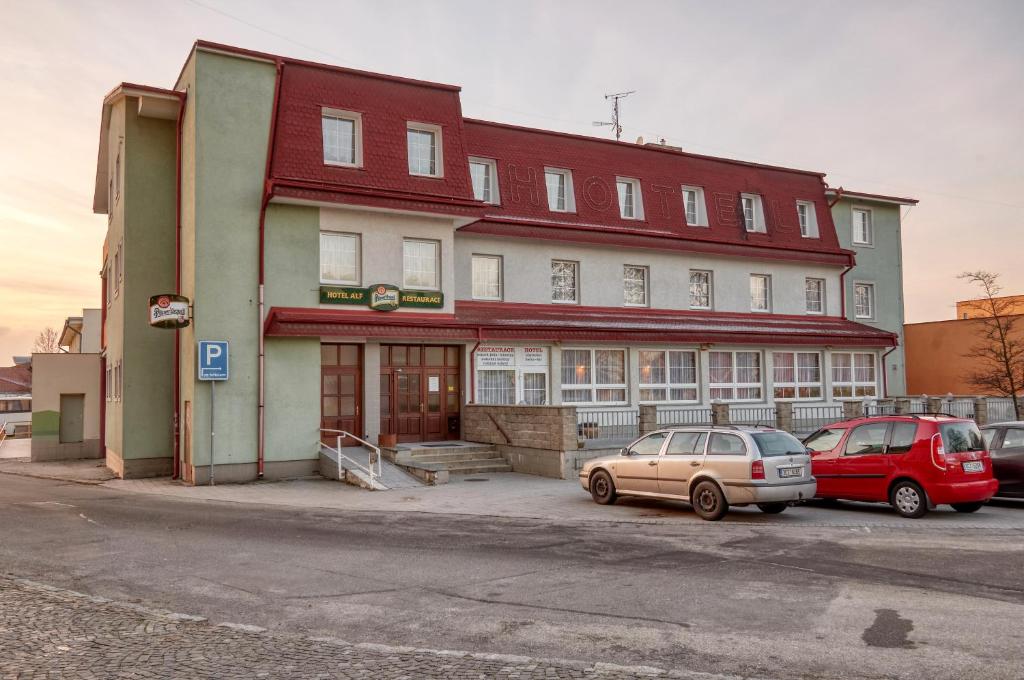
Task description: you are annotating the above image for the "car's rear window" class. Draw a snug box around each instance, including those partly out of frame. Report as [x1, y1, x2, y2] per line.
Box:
[940, 422, 986, 453]
[752, 431, 808, 457]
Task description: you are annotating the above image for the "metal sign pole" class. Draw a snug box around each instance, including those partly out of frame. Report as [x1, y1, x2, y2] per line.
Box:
[210, 379, 215, 486]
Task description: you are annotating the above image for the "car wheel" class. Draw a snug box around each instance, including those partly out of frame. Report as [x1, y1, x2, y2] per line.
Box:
[951, 502, 984, 513]
[589, 470, 617, 505]
[757, 502, 788, 514]
[692, 480, 728, 521]
[890, 481, 928, 519]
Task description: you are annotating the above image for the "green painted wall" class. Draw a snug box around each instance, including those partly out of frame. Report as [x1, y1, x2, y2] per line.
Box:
[832, 198, 907, 395]
[263, 203, 323, 462]
[122, 98, 177, 460]
[32, 410, 59, 438]
[184, 50, 277, 467]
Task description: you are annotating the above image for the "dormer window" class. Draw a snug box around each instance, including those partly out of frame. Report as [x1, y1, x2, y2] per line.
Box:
[544, 168, 574, 212]
[796, 200, 819, 237]
[616, 177, 643, 220]
[322, 108, 362, 167]
[469, 157, 499, 204]
[407, 122, 443, 177]
[741, 193, 766, 232]
[682, 185, 707, 226]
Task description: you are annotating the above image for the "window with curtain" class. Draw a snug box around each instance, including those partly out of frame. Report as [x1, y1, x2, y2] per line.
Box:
[320, 232, 361, 284]
[772, 352, 822, 400]
[831, 352, 877, 398]
[709, 351, 762, 401]
[561, 349, 626, 403]
[639, 350, 698, 402]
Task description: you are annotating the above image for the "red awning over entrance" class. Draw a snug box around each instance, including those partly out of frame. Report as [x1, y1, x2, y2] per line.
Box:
[265, 301, 897, 348]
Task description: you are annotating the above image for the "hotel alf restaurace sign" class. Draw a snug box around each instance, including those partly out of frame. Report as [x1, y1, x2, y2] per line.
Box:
[319, 284, 443, 311]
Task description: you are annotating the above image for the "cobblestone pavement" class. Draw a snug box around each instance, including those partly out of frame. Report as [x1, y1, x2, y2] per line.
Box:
[0, 577, 734, 680]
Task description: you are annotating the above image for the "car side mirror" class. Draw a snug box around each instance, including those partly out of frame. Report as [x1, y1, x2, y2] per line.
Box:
[620, 448, 631, 457]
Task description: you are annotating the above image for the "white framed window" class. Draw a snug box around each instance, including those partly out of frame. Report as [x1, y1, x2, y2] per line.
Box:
[832, 352, 877, 399]
[544, 168, 574, 212]
[561, 348, 627, 404]
[805, 278, 825, 314]
[709, 350, 763, 402]
[689, 270, 713, 310]
[319, 232, 361, 285]
[616, 177, 643, 220]
[115, 150, 121, 201]
[796, 200, 818, 237]
[403, 238, 440, 290]
[407, 122, 443, 177]
[741, 193, 766, 232]
[522, 372, 548, 405]
[322, 108, 363, 167]
[104, 264, 111, 308]
[750, 274, 771, 312]
[639, 350, 699, 403]
[623, 265, 648, 307]
[107, 179, 113, 220]
[852, 208, 873, 245]
[469, 157, 499, 204]
[474, 346, 550, 405]
[551, 259, 579, 304]
[477, 370, 515, 405]
[105, 364, 112, 401]
[682, 185, 707, 226]
[854, 282, 875, 319]
[772, 352, 823, 400]
[471, 254, 502, 300]
[113, 243, 122, 299]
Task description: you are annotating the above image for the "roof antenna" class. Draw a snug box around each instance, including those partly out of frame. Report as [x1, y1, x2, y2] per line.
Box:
[593, 91, 635, 141]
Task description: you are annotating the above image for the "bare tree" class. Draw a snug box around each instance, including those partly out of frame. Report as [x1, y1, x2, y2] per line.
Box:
[32, 327, 60, 354]
[958, 271, 1024, 419]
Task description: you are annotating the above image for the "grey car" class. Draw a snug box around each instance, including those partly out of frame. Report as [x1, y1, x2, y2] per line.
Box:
[980, 422, 1024, 498]
[579, 426, 817, 521]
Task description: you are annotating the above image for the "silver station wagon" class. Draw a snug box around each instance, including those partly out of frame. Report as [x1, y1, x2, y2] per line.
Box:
[579, 426, 817, 521]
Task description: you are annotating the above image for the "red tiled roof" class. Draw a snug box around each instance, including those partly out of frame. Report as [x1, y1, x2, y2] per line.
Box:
[0, 365, 31, 395]
[462, 120, 849, 263]
[265, 302, 896, 347]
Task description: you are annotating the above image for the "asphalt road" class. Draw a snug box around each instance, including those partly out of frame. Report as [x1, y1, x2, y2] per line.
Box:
[1, 473, 1023, 679]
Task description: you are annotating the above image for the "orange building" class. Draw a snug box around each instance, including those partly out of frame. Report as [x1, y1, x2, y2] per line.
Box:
[956, 294, 1024, 319]
[905, 311, 1024, 395]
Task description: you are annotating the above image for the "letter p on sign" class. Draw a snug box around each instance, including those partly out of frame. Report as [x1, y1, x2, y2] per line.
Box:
[198, 340, 229, 381]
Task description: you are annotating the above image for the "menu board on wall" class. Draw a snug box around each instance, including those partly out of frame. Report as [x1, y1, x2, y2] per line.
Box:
[476, 346, 516, 368]
[475, 346, 549, 369]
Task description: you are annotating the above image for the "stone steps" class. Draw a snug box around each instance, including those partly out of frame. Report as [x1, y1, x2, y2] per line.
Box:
[406, 450, 505, 463]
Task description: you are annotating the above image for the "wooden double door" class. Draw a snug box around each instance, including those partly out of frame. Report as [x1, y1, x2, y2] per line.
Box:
[321, 344, 362, 446]
[380, 345, 461, 443]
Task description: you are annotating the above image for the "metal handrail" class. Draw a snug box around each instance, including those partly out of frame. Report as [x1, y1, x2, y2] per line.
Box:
[320, 428, 382, 485]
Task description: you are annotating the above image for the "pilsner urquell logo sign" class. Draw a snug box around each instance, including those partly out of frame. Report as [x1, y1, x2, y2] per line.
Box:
[319, 284, 443, 310]
[148, 294, 191, 328]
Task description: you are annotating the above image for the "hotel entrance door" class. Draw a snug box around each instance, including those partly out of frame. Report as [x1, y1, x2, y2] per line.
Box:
[380, 345, 461, 443]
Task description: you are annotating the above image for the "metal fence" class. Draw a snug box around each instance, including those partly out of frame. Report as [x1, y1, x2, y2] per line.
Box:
[988, 398, 1018, 424]
[576, 409, 638, 441]
[729, 406, 776, 427]
[792, 405, 843, 436]
[657, 407, 713, 427]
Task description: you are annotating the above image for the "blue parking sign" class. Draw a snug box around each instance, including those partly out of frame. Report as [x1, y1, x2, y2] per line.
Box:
[198, 340, 229, 381]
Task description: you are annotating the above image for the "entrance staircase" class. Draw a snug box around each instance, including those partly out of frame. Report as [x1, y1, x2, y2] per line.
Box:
[383, 441, 512, 479]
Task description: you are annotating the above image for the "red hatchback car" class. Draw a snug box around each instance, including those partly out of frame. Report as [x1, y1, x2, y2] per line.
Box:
[804, 415, 999, 518]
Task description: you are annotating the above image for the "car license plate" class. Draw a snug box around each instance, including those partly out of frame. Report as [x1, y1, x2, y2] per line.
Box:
[779, 467, 802, 478]
[962, 461, 984, 473]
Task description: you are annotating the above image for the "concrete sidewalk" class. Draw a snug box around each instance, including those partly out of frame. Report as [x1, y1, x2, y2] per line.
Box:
[103, 472, 1024, 529]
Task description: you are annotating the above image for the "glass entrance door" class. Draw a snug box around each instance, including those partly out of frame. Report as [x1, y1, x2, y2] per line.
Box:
[381, 345, 461, 443]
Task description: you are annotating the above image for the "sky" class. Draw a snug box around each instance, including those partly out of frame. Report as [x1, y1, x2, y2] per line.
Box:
[0, 0, 1022, 362]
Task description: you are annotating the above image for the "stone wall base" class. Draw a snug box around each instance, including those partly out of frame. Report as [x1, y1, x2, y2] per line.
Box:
[496, 445, 621, 480]
[31, 437, 102, 462]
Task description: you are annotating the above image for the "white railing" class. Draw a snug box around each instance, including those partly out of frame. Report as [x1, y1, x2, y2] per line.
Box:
[0, 421, 7, 450]
[320, 429, 382, 486]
